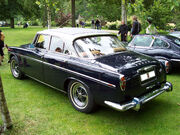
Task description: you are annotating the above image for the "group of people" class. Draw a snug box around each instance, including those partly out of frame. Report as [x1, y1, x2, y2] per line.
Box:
[91, 19, 101, 30]
[0, 30, 8, 66]
[76, 18, 101, 30]
[118, 15, 157, 42]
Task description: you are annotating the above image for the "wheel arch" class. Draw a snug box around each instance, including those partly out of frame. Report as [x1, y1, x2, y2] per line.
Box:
[63, 77, 89, 92]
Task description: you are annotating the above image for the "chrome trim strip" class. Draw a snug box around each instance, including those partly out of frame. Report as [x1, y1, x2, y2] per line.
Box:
[22, 55, 116, 88]
[104, 82, 172, 111]
[171, 59, 180, 62]
[44, 62, 116, 88]
[26, 74, 67, 94]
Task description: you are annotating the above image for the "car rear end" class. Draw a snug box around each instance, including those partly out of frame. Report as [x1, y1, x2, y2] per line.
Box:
[96, 52, 172, 111]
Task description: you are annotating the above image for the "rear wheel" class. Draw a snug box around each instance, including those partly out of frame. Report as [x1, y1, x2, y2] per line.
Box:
[10, 56, 23, 79]
[68, 80, 96, 113]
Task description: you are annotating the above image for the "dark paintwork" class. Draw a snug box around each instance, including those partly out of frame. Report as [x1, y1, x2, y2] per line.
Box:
[8, 35, 167, 107]
[127, 34, 180, 67]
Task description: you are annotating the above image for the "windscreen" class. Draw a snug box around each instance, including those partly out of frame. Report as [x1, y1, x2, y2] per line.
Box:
[74, 36, 126, 58]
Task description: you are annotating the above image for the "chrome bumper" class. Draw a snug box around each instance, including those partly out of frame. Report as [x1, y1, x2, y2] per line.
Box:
[104, 82, 172, 111]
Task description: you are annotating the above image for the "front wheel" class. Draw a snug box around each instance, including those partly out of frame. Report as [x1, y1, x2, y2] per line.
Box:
[10, 56, 23, 79]
[68, 80, 97, 113]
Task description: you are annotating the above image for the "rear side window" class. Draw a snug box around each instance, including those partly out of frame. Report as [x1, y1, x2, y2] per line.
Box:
[152, 38, 169, 48]
[50, 36, 64, 53]
[132, 36, 153, 47]
[35, 34, 50, 49]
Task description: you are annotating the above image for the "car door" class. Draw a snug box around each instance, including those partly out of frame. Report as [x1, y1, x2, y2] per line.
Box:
[128, 35, 154, 54]
[43, 36, 71, 89]
[23, 34, 50, 81]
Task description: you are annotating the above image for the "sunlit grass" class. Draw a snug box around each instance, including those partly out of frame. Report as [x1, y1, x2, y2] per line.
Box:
[0, 27, 179, 135]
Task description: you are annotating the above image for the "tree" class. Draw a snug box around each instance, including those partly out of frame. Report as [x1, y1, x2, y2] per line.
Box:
[121, 0, 127, 24]
[0, 0, 40, 28]
[129, 0, 180, 30]
[76, 0, 121, 21]
[0, 0, 23, 28]
[71, 0, 75, 27]
[0, 76, 12, 133]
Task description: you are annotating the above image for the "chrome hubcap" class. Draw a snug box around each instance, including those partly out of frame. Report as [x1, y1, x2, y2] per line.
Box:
[11, 59, 19, 78]
[70, 82, 88, 109]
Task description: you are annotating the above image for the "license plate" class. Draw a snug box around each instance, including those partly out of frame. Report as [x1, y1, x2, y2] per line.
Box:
[140, 71, 155, 82]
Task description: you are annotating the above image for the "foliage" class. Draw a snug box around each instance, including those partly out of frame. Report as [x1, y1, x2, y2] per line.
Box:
[55, 10, 72, 27]
[30, 19, 41, 26]
[76, 0, 121, 21]
[129, 0, 180, 30]
[106, 20, 121, 30]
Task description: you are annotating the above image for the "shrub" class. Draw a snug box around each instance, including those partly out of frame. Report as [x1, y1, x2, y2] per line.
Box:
[51, 21, 57, 27]
[31, 20, 40, 26]
[106, 20, 121, 30]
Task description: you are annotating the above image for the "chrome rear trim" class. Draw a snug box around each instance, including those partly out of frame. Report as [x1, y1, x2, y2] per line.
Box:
[104, 82, 172, 111]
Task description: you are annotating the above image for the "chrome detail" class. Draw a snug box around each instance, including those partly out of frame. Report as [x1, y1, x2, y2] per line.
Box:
[137, 65, 156, 73]
[104, 82, 172, 111]
[171, 59, 180, 62]
[21, 55, 116, 88]
[70, 82, 88, 109]
[146, 84, 156, 90]
[10, 59, 20, 78]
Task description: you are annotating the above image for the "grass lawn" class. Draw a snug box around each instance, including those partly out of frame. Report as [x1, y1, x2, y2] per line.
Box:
[0, 27, 179, 135]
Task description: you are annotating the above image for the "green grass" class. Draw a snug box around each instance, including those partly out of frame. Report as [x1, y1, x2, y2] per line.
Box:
[0, 27, 180, 135]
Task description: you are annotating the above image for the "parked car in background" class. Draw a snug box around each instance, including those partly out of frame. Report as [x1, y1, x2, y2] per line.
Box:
[169, 31, 180, 39]
[127, 34, 180, 73]
[8, 28, 172, 113]
[0, 21, 10, 27]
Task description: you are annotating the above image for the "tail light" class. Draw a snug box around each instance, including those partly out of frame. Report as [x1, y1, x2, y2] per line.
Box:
[120, 75, 126, 91]
[8, 48, 13, 51]
[165, 61, 170, 73]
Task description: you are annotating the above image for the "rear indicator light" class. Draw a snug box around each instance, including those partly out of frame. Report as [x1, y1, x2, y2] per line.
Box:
[165, 61, 170, 73]
[120, 75, 126, 91]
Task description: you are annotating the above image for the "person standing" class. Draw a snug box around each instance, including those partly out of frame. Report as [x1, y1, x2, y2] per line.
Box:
[91, 19, 95, 29]
[131, 16, 141, 38]
[0, 31, 8, 66]
[95, 19, 101, 30]
[118, 21, 128, 42]
[146, 17, 157, 35]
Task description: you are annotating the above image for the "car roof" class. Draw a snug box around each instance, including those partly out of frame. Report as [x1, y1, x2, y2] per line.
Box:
[37, 28, 112, 42]
[134, 34, 173, 41]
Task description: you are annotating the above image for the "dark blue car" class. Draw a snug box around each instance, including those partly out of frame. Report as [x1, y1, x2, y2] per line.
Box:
[128, 34, 180, 73]
[8, 28, 172, 113]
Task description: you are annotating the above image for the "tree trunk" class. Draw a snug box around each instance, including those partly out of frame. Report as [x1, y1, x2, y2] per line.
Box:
[42, 6, 47, 28]
[0, 76, 12, 132]
[10, 18, 14, 28]
[121, 0, 127, 24]
[47, 5, 51, 29]
[71, 0, 75, 27]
